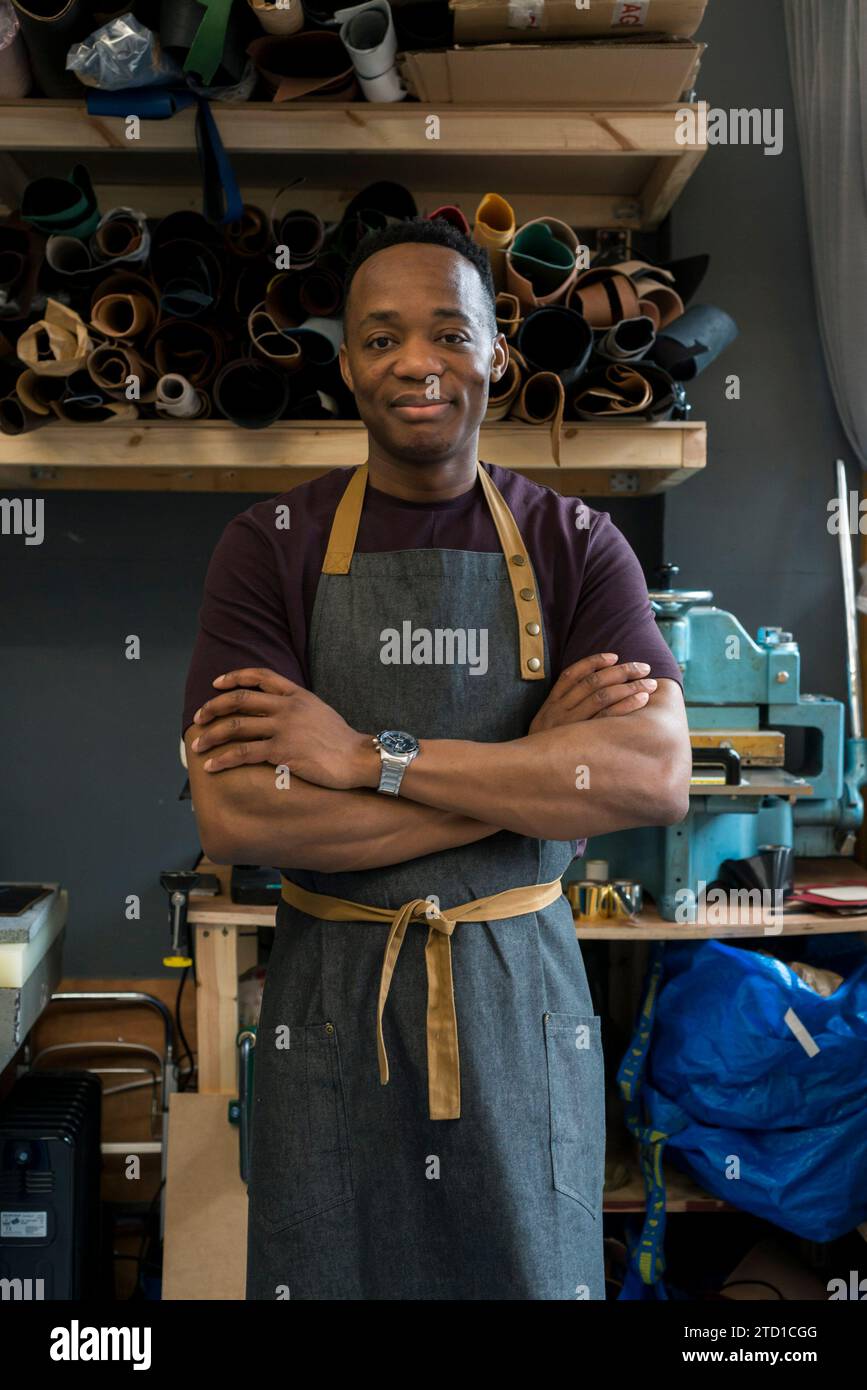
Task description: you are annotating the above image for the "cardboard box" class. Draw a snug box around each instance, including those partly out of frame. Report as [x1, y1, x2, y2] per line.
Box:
[399, 39, 704, 105]
[451, 0, 708, 45]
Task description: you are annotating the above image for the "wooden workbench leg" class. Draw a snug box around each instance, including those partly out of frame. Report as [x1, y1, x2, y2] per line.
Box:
[195, 923, 240, 1095]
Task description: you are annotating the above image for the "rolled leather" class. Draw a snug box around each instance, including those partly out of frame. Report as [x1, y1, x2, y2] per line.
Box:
[335, 0, 406, 102]
[484, 346, 525, 422]
[155, 373, 210, 418]
[247, 31, 358, 101]
[0, 390, 47, 434]
[494, 291, 521, 340]
[573, 361, 681, 423]
[10, 0, 90, 97]
[150, 238, 224, 319]
[248, 300, 303, 371]
[92, 206, 150, 266]
[161, 0, 254, 88]
[473, 193, 515, 292]
[51, 367, 138, 422]
[509, 370, 565, 466]
[14, 366, 66, 414]
[213, 356, 290, 429]
[265, 270, 305, 330]
[16, 297, 93, 376]
[648, 304, 738, 381]
[344, 181, 417, 224]
[428, 205, 470, 237]
[595, 314, 656, 364]
[0, 216, 43, 320]
[570, 268, 640, 328]
[516, 305, 592, 388]
[90, 270, 159, 340]
[507, 217, 579, 311]
[224, 204, 273, 259]
[248, 0, 304, 35]
[572, 363, 653, 419]
[87, 341, 155, 401]
[299, 266, 344, 318]
[288, 316, 343, 365]
[20, 163, 99, 239]
[146, 318, 224, 386]
[270, 206, 324, 271]
[630, 276, 684, 331]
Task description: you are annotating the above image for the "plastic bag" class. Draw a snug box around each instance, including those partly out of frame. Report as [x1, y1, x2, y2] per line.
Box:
[66, 14, 183, 90]
[645, 939, 867, 1242]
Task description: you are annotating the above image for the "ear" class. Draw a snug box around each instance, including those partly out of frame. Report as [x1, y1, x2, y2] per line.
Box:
[489, 332, 509, 384]
[338, 341, 353, 394]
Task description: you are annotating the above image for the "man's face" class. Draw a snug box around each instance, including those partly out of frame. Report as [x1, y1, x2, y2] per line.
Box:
[339, 243, 507, 465]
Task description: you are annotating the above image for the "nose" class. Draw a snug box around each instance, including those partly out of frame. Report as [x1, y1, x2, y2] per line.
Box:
[391, 334, 447, 381]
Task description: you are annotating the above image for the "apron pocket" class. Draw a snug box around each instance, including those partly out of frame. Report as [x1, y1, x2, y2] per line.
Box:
[543, 1012, 605, 1220]
[251, 1020, 354, 1233]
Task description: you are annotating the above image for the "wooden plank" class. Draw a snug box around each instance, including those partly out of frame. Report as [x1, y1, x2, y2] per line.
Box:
[576, 856, 867, 939]
[0, 101, 702, 157]
[195, 923, 241, 1096]
[162, 1093, 247, 1301]
[640, 145, 707, 228]
[0, 421, 707, 495]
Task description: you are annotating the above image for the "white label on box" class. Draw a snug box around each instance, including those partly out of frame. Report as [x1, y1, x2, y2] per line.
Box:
[612, 0, 650, 26]
[507, 0, 545, 30]
[1, 1210, 48, 1238]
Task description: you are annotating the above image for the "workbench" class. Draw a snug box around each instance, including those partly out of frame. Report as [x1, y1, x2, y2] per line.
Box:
[188, 855, 867, 1096]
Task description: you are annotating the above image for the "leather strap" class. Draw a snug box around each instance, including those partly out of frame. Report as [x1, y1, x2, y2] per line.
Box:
[280, 875, 564, 1120]
[510, 370, 565, 466]
[321, 462, 546, 680]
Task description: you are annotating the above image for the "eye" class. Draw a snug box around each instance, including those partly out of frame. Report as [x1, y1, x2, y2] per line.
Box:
[367, 334, 395, 350]
[440, 332, 469, 345]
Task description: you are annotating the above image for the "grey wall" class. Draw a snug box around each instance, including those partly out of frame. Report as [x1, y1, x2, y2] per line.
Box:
[1, 0, 851, 976]
[665, 0, 852, 690]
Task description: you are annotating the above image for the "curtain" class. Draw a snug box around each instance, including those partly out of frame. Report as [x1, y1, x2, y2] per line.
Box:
[784, 0, 867, 468]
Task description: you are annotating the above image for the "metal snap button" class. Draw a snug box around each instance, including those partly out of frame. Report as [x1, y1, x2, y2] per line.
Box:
[520, 587, 535, 601]
[511, 554, 525, 566]
[325, 1022, 334, 1035]
[525, 622, 541, 636]
[527, 657, 541, 672]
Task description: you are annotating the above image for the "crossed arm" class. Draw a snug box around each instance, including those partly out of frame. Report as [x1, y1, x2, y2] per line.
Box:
[184, 654, 692, 873]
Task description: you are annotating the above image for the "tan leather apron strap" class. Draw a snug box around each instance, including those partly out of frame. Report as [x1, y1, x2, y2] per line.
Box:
[475, 465, 546, 680]
[281, 876, 563, 1120]
[321, 463, 368, 574]
[319, 461, 546, 681]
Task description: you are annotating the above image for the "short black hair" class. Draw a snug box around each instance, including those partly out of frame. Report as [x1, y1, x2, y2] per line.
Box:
[343, 217, 497, 331]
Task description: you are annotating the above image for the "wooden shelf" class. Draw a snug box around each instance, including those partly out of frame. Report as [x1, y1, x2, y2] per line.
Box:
[575, 856, 867, 939]
[0, 419, 706, 494]
[0, 101, 707, 229]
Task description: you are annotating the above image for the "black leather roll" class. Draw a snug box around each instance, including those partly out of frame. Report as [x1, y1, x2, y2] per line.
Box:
[160, 0, 256, 87]
[717, 845, 795, 898]
[20, 163, 99, 238]
[10, 0, 90, 97]
[265, 271, 305, 330]
[146, 318, 224, 386]
[572, 360, 683, 422]
[0, 217, 44, 321]
[150, 240, 224, 320]
[593, 314, 656, 365]
[516, 306, 593, 388]
[299, 265, 344, 318]
[272, 209, 324, 271]
[648, 304, 738, 382]
[343, 182, 418, 225]
[213, 356, 290, 429]
[224, 205, 273, 260]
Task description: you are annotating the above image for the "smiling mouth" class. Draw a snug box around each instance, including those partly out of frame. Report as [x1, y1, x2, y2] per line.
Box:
[390, 399, 455, 421]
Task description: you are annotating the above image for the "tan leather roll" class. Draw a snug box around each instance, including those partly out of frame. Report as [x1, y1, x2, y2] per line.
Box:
[473, 193, 516, 292]
[573, 363, 654, 419]
[484, 346, 525, 422]
[90, 270, 159, 340]
[16, 298, 93, 377]
[248, 300, 304, 371]
[495, 291, 522, 339]
[87, 342, 155, 402]
[506, 217, 579, 312]
[570, 268, 641, 328]
[510, 369, 565, 465]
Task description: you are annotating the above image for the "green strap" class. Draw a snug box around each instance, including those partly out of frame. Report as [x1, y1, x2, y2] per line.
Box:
[183, 0, 235, 87]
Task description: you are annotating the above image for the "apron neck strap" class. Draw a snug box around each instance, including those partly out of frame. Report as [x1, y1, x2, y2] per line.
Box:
[321, 462, 546, 680]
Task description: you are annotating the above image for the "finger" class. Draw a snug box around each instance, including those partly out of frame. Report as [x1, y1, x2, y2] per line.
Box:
[212, 668, 298, 695]
[595, 689, 655, 719]
[570, 678, 657, 720]
[202, 739, 272, 773]
[193, 688, 284, 725]
[555, 661, 654, 710]
[548, 653, 619, 698]
[190, 716, 275, 754]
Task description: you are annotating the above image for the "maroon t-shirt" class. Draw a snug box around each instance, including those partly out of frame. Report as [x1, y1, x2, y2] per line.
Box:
[182, 463, 683, 739]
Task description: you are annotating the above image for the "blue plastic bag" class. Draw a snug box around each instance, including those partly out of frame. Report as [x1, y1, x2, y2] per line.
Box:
[644, 939, 867, 1243]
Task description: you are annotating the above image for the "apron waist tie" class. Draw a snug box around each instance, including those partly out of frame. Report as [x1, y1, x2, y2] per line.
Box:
[280, 876, 564, 1120]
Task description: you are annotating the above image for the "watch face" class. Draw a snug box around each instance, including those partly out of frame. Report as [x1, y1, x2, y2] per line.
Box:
[379, 730, 419, 756]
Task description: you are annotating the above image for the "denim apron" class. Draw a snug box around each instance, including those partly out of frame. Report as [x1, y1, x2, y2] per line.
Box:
[246, 464, 606, 1300]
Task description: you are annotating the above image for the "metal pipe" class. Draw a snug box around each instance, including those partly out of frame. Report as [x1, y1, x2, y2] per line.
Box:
[836, 457, 863, 739]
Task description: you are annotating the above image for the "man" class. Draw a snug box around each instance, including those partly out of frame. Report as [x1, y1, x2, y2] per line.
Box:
[183, 218, 691, 1301]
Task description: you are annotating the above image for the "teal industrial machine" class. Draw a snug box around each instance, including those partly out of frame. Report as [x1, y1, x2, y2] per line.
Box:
[568, 525, 867, 921]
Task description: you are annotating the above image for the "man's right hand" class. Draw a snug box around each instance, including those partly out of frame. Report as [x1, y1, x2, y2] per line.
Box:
[529, 653, 658, 734]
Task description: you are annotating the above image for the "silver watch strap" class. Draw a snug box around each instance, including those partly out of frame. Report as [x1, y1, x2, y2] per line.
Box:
[378, 756, 406, 796]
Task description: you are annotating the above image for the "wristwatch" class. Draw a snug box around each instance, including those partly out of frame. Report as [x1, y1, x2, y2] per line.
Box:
[373, 730, 420, 796]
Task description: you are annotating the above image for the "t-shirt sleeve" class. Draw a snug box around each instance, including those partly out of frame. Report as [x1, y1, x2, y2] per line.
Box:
[181, 511, 306, 737]
[561, 510, 684, 686]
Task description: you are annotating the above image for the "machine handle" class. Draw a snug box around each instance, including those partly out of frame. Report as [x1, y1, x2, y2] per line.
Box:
[691, 746, 742, 786]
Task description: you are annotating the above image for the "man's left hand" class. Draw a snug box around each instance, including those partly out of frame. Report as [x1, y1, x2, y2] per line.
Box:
[190, 668, 375, 790]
